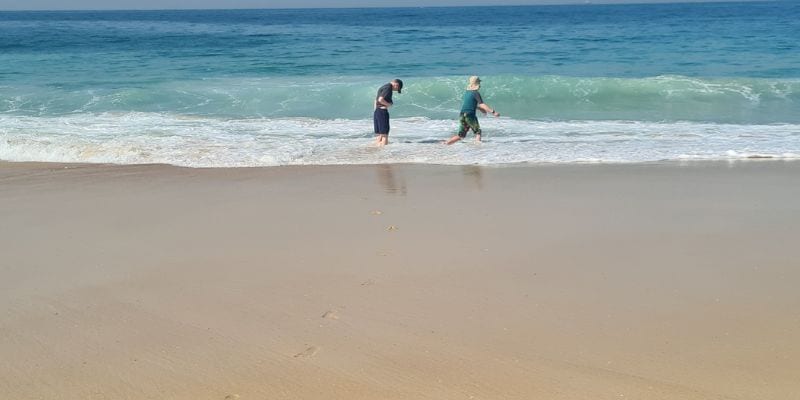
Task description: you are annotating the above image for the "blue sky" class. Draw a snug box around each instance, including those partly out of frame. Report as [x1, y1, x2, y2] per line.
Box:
[0, 0, 745, 11]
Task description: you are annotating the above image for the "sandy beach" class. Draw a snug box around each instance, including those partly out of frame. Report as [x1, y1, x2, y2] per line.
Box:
[1, 160, 798, 400]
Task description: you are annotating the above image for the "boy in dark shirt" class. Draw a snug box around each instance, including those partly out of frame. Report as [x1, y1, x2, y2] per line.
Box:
[373, 79, 403, 146]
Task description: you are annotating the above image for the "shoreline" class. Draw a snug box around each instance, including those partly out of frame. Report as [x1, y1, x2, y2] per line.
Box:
[2, 160, 799, 399]
[3, 156, 800, 169]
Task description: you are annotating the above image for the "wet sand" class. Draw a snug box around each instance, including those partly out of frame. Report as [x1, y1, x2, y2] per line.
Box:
[1, 161, 799, 399]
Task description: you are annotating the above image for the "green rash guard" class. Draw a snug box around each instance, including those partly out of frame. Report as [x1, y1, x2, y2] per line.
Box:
[460, 90, 484, 115]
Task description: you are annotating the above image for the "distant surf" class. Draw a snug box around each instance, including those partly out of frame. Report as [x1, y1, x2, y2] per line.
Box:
[2, 75, 799, 124]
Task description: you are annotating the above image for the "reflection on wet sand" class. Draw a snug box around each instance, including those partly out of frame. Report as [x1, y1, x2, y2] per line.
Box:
[461, 165, 484, 191]
[375, 164, 407, 195]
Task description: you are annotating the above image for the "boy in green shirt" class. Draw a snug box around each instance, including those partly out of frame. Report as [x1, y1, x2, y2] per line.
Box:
[444, 76, 500, 145]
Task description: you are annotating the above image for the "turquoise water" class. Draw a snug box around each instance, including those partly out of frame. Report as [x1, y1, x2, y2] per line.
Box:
[1, 2, 799, 166]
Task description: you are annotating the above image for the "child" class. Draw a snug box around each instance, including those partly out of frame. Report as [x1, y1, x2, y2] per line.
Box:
[444, 76, 499, 145]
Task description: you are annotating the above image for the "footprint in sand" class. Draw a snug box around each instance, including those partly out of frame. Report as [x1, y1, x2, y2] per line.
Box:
[224, 395, 240, 400]
[321, 310, 339, 320]
[294, 346, 320, 359]
[386, 225, 398, 231]
[361, 279, 376, 286]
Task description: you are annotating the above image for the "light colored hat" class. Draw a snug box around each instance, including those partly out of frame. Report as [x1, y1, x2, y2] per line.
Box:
[466, 76, 481, 90]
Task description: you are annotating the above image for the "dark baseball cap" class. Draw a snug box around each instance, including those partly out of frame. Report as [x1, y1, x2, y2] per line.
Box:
[393, 79, 403, 93]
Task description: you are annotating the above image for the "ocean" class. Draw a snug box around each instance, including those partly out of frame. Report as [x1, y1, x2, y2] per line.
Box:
[1, 2, 798, 167]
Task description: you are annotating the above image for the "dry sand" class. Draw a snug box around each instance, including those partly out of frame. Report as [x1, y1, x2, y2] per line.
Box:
[1, 161, 799, 399]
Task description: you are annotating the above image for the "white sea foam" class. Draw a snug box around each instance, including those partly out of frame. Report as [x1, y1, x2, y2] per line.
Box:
[1, 113, 798, 167]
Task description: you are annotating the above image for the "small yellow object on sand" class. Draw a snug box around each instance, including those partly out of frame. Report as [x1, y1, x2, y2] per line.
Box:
[321, 310, 339, 320]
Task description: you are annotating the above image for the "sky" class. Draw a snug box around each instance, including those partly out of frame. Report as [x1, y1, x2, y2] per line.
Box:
[0, 0, 748, 11]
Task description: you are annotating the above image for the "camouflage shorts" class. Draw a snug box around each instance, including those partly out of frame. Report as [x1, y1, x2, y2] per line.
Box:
[457, 112, 481, 137]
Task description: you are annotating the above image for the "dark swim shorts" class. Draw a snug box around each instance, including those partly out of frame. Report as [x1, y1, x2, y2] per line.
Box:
[457, 112, 481, 137]
[374, 108, 390, 134]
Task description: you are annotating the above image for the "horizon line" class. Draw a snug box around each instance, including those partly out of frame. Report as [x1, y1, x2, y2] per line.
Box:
[0, 0, 771, 12]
